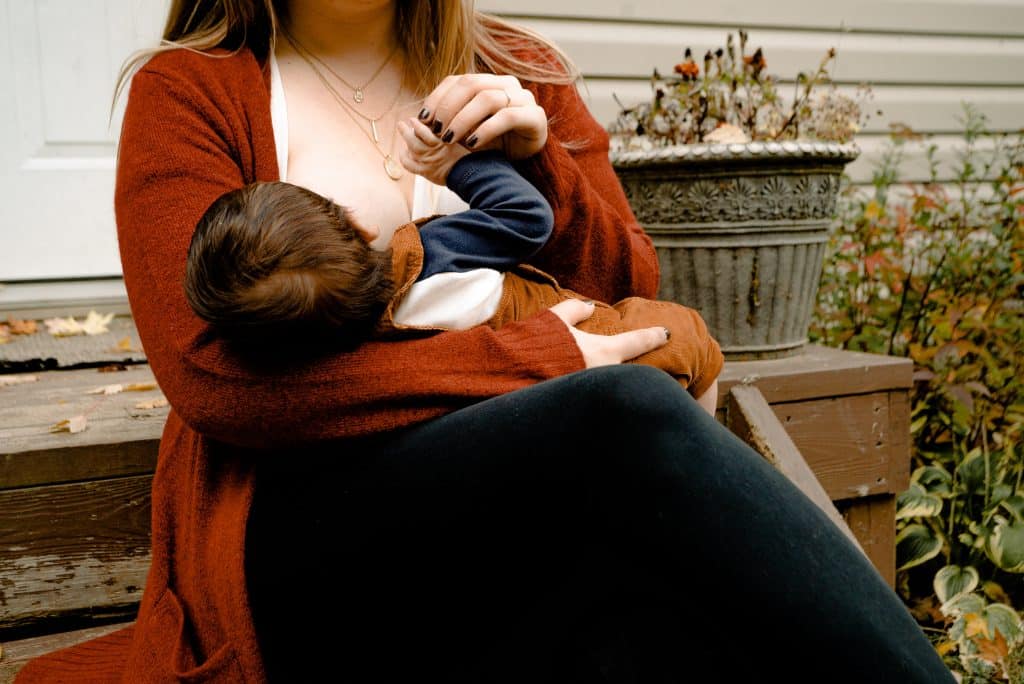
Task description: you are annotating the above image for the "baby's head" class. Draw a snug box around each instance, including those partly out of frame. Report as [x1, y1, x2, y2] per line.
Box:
[184, 181, 394, 347]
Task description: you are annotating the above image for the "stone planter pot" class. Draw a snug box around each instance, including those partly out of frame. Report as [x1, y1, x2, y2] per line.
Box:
[611, 141, 859, 360]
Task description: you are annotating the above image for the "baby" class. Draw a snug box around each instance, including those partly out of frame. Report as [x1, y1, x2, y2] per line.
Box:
[184, 120, 724, 411]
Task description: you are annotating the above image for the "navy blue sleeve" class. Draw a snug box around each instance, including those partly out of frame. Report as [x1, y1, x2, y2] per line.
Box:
[416, 150, 554, 281]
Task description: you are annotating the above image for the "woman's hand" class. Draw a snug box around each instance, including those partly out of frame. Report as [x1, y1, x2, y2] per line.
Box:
[548, 299, 669, 368]
[418, 74, 548, 160]
[398, 118, 470, 186]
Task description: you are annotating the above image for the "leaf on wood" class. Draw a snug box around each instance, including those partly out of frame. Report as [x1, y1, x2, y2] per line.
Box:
[44, 310, 115, 337]
[7, 317, 38, 335]
[109, 336, 141, 353]
[0, 324, 9, 344]
[50, 415, 88, 434]
[98, 364, 128, 373]
[134, 397, 168, 410]
[0, 374, 38, 388]
[85, 381, 158, 396]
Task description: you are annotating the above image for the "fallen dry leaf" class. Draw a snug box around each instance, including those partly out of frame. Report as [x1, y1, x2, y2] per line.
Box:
[0, 374, 39, 388]
[974, 631, 1009, 665]
[7, 317, 37, 335]
[50, 415, 87, 434]
[44, 310, 114, 337]
[0, 324, 9, 344]
[112, 336, 139, 352]
[85, 381, 158, 396]
[134, 397, 168, 410]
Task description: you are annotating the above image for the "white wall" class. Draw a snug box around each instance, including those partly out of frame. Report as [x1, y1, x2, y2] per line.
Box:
[1, 1, 1021, 289]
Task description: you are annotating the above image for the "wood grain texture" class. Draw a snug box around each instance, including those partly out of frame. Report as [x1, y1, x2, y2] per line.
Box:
[726, 385, 867, 556]
[717, 344, 912, 407]
[0, 621, 133, 683]
[0, 317, 145, 374]
[0, 476, 152, 631]
[841, 497, 898, 587]
[770, 393, 894, 500]
[0, 365, 163, 489]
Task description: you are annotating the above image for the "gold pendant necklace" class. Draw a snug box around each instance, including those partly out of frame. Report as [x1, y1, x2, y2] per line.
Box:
[283, 28, 399, 105]
[284, 32, 410, 182]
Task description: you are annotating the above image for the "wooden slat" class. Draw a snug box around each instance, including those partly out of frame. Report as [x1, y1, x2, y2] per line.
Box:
[0, 316, 145, 373]
[515, 19, 1024, 85]
[726, 384, 867, 556]
[717, 344, 912, 407]
[0, 365, 164, 489]
[888, 389, 912, 493]
[0, 621, 133, 683]
[840, 496, 898, 586]
[480, 1, 1024, 38]
[0, 476, 152, 632]
[767, 393, 895, 500]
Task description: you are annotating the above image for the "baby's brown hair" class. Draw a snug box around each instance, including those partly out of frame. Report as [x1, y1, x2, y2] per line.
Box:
[184, 181, 395, 347]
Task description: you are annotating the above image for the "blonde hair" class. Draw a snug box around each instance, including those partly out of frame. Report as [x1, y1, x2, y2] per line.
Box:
[114, 1, 579, 104]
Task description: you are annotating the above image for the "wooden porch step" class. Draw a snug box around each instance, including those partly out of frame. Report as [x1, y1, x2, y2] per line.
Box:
[0, 622, 134, 684]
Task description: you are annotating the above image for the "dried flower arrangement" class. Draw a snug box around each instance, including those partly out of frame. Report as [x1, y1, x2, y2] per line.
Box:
[608, 30, 874, 151]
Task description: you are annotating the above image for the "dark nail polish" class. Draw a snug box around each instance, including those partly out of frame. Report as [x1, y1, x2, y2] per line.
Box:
[466, 135, 478, 148]
[663, 327, 671, 340]
[432, 120, 443, 135]
[417, 108, 430, 120]
[442, 130, 454, 143]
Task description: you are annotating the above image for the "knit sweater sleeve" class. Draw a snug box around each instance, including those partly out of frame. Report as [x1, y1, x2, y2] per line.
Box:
[114, 53, 584, 448]
[515, 80, 660, 303]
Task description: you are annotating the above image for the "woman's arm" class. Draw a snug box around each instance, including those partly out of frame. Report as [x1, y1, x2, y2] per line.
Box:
[115, 54, 585, 449]
[516, 79, 660, 303]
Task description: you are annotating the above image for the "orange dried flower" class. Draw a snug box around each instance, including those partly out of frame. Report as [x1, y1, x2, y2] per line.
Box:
[674, 60, 700, 79]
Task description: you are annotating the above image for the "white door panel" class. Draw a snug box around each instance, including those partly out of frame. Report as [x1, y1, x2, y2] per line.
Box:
[0, 0, 166, 281]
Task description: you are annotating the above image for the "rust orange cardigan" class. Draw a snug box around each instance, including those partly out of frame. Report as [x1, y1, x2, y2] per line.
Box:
[15, 46, 659, 683]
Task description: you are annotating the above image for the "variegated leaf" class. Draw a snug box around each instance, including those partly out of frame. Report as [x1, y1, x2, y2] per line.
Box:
[933, 565, 979, 604]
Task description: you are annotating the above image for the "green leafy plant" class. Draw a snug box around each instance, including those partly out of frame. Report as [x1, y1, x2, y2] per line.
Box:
[608, 29, 873, 149]
[812, 104, 1024, 681]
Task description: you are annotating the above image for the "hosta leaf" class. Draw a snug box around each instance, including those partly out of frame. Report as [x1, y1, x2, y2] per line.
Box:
[984, 603, 1023, 642]
[911, 464, 953, 497]
[896, 485, 944, 520]
[934, 565, 980, 604]
[985, 519, 1024, 572]
[999, 495, 1024, 522]
[942, 592, 986, 618]
[896, 523, 943, 571]
[956, 451, 987, 495]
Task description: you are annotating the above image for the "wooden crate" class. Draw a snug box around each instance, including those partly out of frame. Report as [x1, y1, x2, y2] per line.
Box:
[716, 344, 913, 586]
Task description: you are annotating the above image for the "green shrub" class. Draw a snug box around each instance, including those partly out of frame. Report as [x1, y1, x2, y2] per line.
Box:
[811, 105, 1024, 680]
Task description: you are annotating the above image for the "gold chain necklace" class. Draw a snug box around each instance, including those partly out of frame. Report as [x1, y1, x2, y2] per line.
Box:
[284, 32, 406, 131]
[284, 33, 408, 181]
[282, 29, 399, 104]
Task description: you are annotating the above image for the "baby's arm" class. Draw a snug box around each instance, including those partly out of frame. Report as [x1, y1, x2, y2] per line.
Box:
[398, 119, 554, 280]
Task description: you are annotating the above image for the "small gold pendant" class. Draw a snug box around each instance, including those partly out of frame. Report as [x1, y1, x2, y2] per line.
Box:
[384, 156, 403, 181]
[353, 89, 364, 104]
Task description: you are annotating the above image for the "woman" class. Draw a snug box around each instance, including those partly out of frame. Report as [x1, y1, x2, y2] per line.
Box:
[16, 1, 954, 682]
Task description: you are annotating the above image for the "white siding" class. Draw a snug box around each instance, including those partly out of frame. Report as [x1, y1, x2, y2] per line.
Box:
[479, 1, 1024, 183]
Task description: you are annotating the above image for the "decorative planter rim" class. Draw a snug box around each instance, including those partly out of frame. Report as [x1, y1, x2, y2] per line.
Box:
[610, 140, 861, 167]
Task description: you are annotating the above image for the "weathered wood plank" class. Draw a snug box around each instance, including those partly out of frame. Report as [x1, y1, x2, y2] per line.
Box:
[0, 476, 151, 632]
[0, 365, 164, 489]
[841, 496, 898, 587]
[717, 344, 912, 408]
[770, 393, 894, 500]
[0, 316, 145, 374]
[0, 621, 133, 683]
[726, 385, 867, 557]
[888, 389, 912, 493]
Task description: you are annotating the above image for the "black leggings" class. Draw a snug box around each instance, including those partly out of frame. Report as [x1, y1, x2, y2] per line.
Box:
[246, 365, 953, 683]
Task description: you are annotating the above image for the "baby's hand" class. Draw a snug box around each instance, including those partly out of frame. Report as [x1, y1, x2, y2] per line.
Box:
[398, 118, 470, 186]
